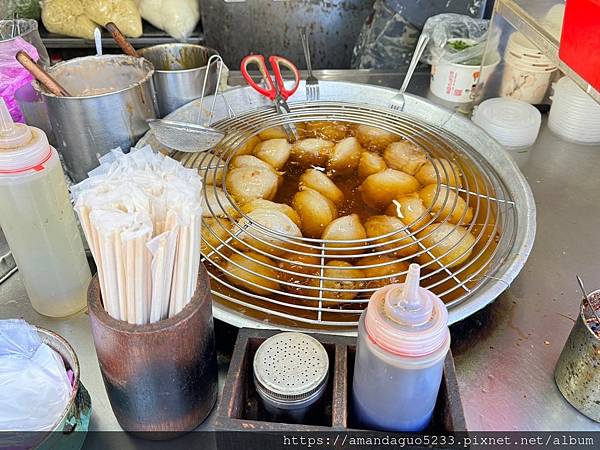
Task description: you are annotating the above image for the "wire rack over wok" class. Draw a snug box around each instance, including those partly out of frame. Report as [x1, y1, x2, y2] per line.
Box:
[173, 101, 517, 331]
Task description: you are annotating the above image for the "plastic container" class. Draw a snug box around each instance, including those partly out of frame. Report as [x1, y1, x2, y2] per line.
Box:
[472, 97, 541, 167]
[500, 62, 554, 104]
[430, 52, 500, 103]
[548, 77, 600, 145]
[472, 98, 542, 146]
[352, 264, 450, 432]
[500, 32, 556, 104]
[253, 332, 329, 424]
[505, 32, 553, 65]
[0, 98, 91, 317]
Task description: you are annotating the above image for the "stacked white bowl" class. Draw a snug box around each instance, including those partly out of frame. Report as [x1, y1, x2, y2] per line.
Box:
[472, 98, 542, 148]
[500, 32, 556, 104]
[548, 77, 600, 145]
[472, 98, 541, 167]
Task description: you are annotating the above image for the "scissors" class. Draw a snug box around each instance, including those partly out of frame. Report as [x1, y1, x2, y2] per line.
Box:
[240, 54, 301, 141]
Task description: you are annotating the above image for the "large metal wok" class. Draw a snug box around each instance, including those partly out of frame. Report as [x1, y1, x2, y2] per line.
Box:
[137, 80, 536, 333]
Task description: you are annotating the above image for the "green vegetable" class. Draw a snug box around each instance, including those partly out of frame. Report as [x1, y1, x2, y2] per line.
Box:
[447, 40, 473, 51]
[1, 0, 41, 20]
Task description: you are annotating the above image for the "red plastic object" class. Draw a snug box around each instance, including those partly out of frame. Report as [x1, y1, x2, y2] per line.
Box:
[240, 54, 300, 101]
[559, 0, 600, 92]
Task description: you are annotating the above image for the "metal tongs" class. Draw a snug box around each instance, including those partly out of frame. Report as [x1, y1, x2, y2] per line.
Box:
[240, 54, 301, 142]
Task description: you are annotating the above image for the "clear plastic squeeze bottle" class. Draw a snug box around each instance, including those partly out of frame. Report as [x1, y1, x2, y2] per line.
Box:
[0, 99, 91, 317]
[352, 263, 450, 431]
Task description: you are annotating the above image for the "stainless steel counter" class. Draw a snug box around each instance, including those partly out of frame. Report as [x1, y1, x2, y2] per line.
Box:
[1, 70, 599, 433]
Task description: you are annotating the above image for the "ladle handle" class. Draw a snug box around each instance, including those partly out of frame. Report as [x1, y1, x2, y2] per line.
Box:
[399, 33, 430, 95]
[105, 22, 139, 58]
[15, 51, 71, 97]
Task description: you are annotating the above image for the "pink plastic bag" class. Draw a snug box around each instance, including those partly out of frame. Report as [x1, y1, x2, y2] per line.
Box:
[0, 37, 39, 123]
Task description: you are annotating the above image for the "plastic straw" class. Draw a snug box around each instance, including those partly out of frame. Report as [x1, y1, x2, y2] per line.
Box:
[113, 232, 128, 321]
[125, 236, 136, 324]
[71, 146, 204, 326]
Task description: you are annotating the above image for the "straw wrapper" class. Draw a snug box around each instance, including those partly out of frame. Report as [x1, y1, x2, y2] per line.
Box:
[72, 147, 204, 324]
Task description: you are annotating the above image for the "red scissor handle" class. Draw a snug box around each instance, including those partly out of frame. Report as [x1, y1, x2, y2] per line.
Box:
[240, 54, 301, 102]
[268, 55, 300, 100]
[241, 54, 277, 100]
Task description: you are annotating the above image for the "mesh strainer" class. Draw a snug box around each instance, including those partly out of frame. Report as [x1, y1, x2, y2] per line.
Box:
[147, 54, 227, 153]
[253, 332, 329, 408]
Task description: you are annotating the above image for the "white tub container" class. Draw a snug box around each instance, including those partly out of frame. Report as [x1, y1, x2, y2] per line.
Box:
[472, 97, 541, 168]
[430, 52, 500, 103]
[548, 77, 600, 145]
[500, 32, 556, 104]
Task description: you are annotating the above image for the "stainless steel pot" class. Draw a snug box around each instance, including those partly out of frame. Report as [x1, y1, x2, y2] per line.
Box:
[37, 55, 157, 182]
[138, 43, 219, 117]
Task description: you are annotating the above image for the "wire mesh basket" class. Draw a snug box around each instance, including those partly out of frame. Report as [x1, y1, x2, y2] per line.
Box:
[171, 101, 518, 332]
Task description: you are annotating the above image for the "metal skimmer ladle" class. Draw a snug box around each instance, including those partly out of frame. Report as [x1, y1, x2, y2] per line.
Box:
[147, 54, 227, 153]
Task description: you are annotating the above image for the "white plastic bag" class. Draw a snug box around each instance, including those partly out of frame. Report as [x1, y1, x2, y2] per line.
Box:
[41, 0, 97, 40]
[421, 13, 496, 66]
[137, 0, 199, 41]
[0, 36, 39, 122]
[0, 320, 71, 431]
[83, 0, 142, 38]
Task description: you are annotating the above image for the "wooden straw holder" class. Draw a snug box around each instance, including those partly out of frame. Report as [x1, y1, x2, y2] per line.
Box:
[87, 265, 217, 436]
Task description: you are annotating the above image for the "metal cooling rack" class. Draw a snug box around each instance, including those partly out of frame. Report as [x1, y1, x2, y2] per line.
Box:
[172, 101, 517, 330]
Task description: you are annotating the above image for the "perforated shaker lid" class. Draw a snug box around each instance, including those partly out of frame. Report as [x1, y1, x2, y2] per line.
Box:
[472, 98, 541, 149]
[364, 264, 449, 357]
[253, 332, 329, 404]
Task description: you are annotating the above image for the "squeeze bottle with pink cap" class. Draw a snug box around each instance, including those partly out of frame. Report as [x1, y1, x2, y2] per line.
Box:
[0, 99, 91, 317]
[352, 263, 450, 431]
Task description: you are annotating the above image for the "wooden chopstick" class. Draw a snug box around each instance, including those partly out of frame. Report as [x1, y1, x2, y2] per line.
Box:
[15, 51, 72, 97]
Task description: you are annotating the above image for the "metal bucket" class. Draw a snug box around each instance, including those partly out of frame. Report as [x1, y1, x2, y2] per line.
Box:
[3, 327, 92, 449]
[37, 55, 157, 182]
[554, 292, 600, 422]
[138, 43, 218, 117]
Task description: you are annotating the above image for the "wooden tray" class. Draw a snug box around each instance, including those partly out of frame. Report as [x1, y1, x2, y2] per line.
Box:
[215, 328, 466, 432]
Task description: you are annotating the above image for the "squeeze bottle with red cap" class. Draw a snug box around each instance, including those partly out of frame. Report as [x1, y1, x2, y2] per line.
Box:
[352, 263, 450, 431]
[0, 99, 90, 317]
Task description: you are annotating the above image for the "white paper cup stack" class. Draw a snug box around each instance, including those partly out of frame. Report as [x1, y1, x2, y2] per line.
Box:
[500, 32, 556, 104]
[472, 98, 541, 167]
[548, 77, 600, 145]
[540, 4, 566, 41]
